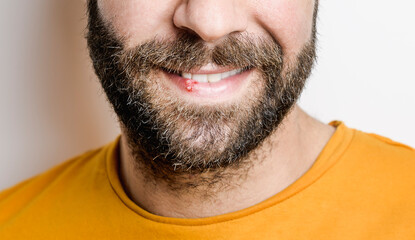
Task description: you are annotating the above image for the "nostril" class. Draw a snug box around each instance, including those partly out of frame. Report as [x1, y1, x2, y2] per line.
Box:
[177, 26, 200, 38]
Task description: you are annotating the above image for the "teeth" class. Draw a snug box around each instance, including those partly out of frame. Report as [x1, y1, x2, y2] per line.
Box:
[192, 74, 208, 83]
[181, 69, 243, 83]
[221, 71, 231, 79]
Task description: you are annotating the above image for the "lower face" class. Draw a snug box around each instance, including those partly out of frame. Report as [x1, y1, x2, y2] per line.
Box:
[87, 0, 318, 176]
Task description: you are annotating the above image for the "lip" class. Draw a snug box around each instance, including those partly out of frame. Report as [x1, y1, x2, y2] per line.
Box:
[161, 67, 253, 102]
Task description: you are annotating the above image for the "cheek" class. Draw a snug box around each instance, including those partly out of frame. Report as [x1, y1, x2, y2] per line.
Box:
[98, 0, 179, 48]
[254, 0, 315, 57]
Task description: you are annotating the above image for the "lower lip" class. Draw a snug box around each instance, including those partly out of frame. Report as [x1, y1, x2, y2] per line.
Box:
[162, 69, 253, 101]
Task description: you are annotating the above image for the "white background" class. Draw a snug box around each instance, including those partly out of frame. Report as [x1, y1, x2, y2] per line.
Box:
[1, 0, 414, 190]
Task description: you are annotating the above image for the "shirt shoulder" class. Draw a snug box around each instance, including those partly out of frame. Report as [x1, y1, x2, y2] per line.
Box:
[353, 129, 415, 163]
[329, 127, 415, 202]
[0, 143, 110, 226]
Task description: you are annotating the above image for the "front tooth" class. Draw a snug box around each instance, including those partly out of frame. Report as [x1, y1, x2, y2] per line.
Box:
[192, 74, 208, 83]
[207, 73, 222, 83]
[182, 72, 192, 79]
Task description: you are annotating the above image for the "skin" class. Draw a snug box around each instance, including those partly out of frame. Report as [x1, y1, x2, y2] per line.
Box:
[98, 0, 335, 218]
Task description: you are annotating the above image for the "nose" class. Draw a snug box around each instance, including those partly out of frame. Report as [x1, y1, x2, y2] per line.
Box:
[173, 0, 248, 42]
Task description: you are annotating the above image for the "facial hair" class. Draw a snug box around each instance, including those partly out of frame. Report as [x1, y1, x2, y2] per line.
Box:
[86, 0, 318, 187]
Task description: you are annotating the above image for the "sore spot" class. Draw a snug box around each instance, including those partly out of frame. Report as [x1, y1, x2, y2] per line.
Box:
[185, 79, 197, 92]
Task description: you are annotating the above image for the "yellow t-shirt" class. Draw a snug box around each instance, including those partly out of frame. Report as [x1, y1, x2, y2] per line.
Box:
[1, 122, 415, 239]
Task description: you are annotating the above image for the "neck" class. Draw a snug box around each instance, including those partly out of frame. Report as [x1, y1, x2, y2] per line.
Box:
[119, 106, 335, 218]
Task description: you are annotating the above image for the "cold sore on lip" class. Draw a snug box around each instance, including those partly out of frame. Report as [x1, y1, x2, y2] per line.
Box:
[185, 79, 197, 92]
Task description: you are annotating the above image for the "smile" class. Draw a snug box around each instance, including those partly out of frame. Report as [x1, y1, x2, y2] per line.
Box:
[161, 65, 254, 102]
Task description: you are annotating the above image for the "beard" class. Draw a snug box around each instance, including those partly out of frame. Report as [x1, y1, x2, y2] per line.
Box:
[86, 0, 318, 185]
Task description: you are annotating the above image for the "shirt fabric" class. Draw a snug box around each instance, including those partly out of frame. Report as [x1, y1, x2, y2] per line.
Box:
[1, 121, 415, 239]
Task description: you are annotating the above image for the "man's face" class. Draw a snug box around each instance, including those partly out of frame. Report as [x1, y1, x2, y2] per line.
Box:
[87, 0, 317, 176]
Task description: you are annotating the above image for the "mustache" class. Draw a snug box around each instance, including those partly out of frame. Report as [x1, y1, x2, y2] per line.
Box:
[118, 32, 284, 74]
[86, 0, 284, 76]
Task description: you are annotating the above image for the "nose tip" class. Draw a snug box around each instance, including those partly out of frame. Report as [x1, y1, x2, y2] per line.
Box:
[173, 0, 247, 42]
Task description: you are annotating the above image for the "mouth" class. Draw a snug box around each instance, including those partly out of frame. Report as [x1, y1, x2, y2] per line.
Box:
[160, 65, 254, 103]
